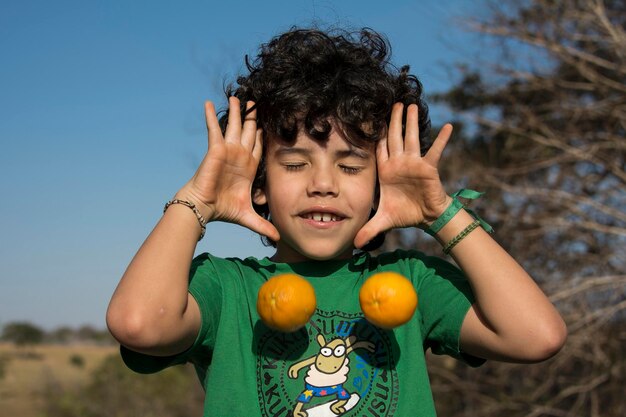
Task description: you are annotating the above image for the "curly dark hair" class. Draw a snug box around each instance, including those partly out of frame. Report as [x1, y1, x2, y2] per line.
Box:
[220, 27, 432, 251]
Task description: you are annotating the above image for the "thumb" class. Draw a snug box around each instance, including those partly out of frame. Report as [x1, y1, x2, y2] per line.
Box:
[354, 214, 389, 249]
[240, 211, 280, 243]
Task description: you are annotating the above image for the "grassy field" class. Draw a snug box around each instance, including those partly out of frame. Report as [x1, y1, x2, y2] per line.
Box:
[0, 342, 117, 417]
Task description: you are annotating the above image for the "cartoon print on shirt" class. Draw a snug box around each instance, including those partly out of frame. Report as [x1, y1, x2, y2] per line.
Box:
[288, 333, 376, 417]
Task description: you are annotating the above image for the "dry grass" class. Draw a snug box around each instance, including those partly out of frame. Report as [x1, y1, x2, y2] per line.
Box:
[0, 342, 116, 417]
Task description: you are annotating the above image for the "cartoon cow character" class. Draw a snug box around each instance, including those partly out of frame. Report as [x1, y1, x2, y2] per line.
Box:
[288, 334, 375, 417]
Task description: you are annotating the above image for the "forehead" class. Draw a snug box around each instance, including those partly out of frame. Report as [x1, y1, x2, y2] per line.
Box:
[266, 129, 375, 158]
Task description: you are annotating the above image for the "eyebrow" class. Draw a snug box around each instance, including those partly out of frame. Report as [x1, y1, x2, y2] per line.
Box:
[274, 146, 371, 160]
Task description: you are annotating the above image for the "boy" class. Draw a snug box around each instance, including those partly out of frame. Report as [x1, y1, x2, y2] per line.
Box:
[107, 28, 566, 416]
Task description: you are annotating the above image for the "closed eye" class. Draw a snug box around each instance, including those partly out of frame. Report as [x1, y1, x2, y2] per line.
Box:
[339, 165, 362, 175]
[284, 163, 306, 171]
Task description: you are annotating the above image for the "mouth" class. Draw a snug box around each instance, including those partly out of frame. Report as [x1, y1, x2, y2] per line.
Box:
[298, 207, 347, 224]
[301, 212, 343, 222]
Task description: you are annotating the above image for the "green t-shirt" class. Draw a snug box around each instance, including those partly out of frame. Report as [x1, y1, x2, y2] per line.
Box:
[122, 249, 483, 417]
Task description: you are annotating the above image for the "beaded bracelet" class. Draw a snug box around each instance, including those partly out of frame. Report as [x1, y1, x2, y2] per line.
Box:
[163, 199, 207, 241]
[443, 220, 481, 254]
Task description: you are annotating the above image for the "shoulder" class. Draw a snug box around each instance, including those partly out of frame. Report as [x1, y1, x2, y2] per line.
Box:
[367, 249, 470, 301]
[368, 249, 462, 277]
[190, 253, 268, 278]
[187, 253, 269, 305]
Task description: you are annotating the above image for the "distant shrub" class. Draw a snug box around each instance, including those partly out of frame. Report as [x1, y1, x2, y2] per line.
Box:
[47, 325, 116, 345]
[48, 326, 74, 344]
[0, 354, 9, 380]
[69, 354, 85, 368]
[2, 322, 44, 346]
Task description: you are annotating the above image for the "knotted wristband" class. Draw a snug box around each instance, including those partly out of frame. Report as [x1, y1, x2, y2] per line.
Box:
[424, 189, 493, 254]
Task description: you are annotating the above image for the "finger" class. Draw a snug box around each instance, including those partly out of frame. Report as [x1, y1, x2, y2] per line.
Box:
[376, 134, 389, 165]
[204, 101, 223, 148]
[353, 214, 388, 249]
[252, 128, 263, 162]
[353, 222, 378, 249]
[241, 211, 280, 242]
[225, 96, 242, 143]
[387, 103, 404, 155]
[241, 101, 257, 150]
[404, 104, 421, 153]
[425, 123, 453, 165]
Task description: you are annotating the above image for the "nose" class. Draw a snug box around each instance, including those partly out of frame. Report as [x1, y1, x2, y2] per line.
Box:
[307, 165, 338, 197]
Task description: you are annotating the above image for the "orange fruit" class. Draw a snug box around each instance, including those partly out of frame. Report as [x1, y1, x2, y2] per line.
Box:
[359, 272, 418, 329]
[257, 274, 316, 332]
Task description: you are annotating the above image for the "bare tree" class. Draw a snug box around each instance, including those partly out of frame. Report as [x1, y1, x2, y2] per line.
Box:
[384, 1, 626, 415]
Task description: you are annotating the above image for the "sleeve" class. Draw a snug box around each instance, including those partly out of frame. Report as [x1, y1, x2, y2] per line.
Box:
[121, 253, 223, 374]
[413, 253, 485, 367]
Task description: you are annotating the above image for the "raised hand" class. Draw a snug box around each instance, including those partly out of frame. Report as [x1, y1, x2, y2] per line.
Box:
[354, 103, 453, 248]
[176, 97, 279, 242]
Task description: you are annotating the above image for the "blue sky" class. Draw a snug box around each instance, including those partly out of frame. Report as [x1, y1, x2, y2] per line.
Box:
[0, 0, 480, 330]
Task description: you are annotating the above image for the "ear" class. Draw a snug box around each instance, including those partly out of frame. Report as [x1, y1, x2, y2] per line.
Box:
[252, 187, 267, 205]
[316, 334, 326, 347]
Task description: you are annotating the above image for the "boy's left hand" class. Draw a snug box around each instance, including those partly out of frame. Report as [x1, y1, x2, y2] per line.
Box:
[354, 103, 453, 248]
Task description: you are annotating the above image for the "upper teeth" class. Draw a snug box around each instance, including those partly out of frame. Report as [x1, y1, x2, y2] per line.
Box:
[308, 213, 339, 222]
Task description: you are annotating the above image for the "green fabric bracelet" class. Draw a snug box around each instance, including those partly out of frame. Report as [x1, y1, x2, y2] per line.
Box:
[425, 189, 494, 236]
[425, 197, 464, 236]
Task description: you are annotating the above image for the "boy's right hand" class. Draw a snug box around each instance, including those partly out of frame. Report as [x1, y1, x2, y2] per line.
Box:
[175, 97, 279, 242]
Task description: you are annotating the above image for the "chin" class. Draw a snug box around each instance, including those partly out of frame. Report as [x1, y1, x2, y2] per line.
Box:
[298, 245, 355, 261]
[277, 241, 355, 262]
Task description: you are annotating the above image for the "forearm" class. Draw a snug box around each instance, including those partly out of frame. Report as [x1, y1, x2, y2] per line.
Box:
[435, 209, 567, 362]
[106, 98, 267, 355]
[106, 202, 202, 354]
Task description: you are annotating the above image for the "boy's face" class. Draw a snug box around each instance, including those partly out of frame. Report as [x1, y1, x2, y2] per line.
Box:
[254, 126, 377, 263]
